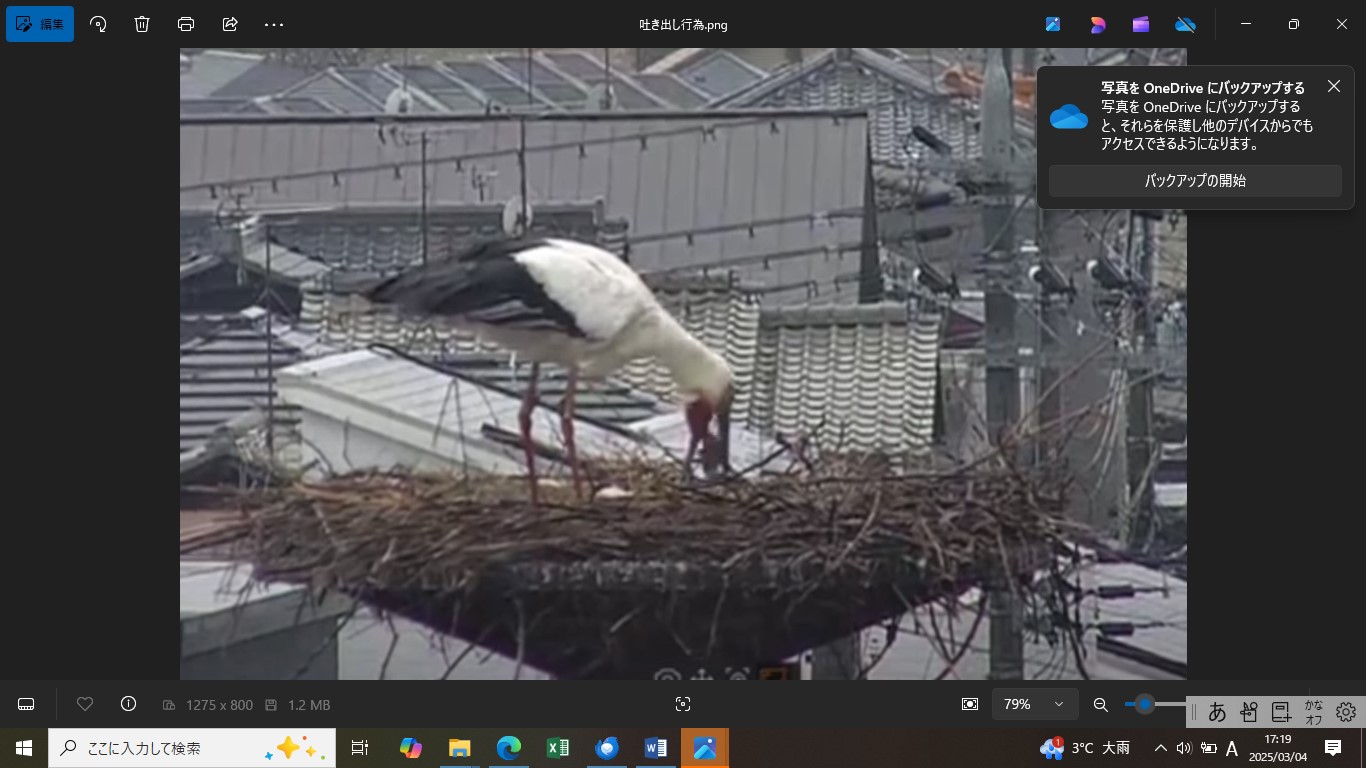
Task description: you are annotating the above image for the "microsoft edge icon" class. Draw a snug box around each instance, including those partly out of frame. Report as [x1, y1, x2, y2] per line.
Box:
[496, 736, 522, 760]
[1050, 104, 1089, 130]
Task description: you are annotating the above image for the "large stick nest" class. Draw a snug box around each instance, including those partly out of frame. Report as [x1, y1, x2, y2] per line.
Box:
[199, 451, 1081, 676]
[213, 450, 1075, 599]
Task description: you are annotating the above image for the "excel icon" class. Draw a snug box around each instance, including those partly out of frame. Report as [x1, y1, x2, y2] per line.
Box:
[546, 737, 569, 759]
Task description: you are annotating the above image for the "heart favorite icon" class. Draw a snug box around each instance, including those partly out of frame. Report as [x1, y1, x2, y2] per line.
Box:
[77, 697, 93, 711]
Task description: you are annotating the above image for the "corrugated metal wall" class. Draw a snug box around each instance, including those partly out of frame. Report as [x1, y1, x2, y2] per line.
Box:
[181, 113, 868, 304]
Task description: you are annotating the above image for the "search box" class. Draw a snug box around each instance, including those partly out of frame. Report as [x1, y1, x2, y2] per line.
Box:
[48, 730, 336, 768]
[991, 688, 1080, 720]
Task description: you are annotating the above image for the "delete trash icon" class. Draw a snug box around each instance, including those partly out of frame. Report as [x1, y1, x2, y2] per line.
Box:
[1050, 104, 1089, 130]
[1325, 740, 1342, 756]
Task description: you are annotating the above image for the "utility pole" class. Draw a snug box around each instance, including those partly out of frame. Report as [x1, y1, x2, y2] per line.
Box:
[420, 131, 429, 266]
[981, 47, 1026, 680]
[1030, 45, 1063, 478]
[263, 223, 275, 459]
[1125, 214, 1157, 548]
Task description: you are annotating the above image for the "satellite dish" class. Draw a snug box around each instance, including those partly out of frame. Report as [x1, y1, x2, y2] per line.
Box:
[383, 87, 414, 115]
[585, 83, 616, 111]
[502, 195, 533, 236]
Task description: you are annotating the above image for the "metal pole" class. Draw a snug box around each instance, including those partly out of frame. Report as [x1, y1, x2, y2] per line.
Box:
[264, 224, 275, 459]
[518, 118, 529, 236]
[1125, 216, 1156, 548]
[420, 131, 429, 265]
[982, 47, 1025, 681]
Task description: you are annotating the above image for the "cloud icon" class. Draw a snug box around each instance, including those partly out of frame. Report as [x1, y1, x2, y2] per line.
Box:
[1050, 104, 1089, 129]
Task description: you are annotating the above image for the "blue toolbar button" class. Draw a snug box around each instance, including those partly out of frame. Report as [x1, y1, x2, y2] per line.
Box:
[6, 5, 75, 42]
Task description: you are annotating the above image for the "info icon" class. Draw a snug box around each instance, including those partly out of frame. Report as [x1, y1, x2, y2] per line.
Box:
[962, 697, 980, 711]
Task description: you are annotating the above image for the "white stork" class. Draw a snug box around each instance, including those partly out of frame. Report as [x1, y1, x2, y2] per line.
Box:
[363, 237, 735, 502]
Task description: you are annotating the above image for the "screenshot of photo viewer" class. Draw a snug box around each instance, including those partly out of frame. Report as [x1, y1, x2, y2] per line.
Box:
[3, 5, 1363, 766]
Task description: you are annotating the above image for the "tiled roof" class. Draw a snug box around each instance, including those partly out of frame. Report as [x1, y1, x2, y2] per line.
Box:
[674, 50, 767, 98]
[303, 272, 945, 457]
[180, 50, 309, 100]
[266, 203, 607, 275]
[228, 54, 726, 116]
[182, 204, 608, 292]
[613, 275, 762, 430]
[715, 48, 1034, 168]
[1085, 48, 1187, 67]
[179, 51, 261, 98]
[630, 73, 710, 108]
[296, 264, 947, 458]
[180, 95, 341, 116]
[213, 62, 311, 99]
[278, 70, 388, 113]
[537, 52, 669, 109]
[299, 289, 670, 428]
[749, 301, 944, 457]
[180, 311, 303, 457]
[180, 112, 870, 305]
[180, 211, 218, 262]
[179, 212, 332, 288]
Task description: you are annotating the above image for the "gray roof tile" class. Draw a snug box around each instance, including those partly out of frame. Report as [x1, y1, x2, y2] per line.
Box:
[212, 61, 310, 98]
[180, 211, 217, 262]
[299, 270, 943, 456]
[442, 61, 551, 109]
[266, 204, 605, 274]
[267, 96, 341, 115]
[279, 71, 383, 113]
[300, 289, 669, 428]
[489, 55, 590, 107]
[536, 52, 666, 109]
[716, 48, 1035, 167]
[676, 51, 766, 98]
[180, 314, 303, 455]
[180, 51, 262, 98]
[389, 66, 486, 111]
[632, 73, 710, 108]
[750, 301, 943, 456]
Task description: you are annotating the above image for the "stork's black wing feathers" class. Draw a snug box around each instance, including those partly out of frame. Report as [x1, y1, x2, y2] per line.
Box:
[364, 237, 588, 337]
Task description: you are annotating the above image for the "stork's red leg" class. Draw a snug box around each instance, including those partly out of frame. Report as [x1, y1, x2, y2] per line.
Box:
[681, 436, 699, 483]
[561, 367, 584, 501]
[518, 362, 541, 504]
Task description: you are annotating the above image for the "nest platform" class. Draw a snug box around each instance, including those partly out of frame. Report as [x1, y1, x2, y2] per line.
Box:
[201, 458, 1073, 679]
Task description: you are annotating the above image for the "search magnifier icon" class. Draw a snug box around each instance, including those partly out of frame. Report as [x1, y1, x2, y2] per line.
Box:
[61, 740, 77, 757]
[1093, 698, 1109, 712]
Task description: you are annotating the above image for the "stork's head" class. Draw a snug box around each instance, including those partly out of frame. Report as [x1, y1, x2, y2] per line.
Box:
[683, 356, 734, 477]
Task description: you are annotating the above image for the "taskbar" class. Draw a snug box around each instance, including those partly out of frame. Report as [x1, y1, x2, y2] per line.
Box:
[1, 726, 1361, 767]
[3, 681, 1363, 729]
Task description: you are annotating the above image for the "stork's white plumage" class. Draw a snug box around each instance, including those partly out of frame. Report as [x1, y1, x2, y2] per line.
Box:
[364, 237, 734, 501]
